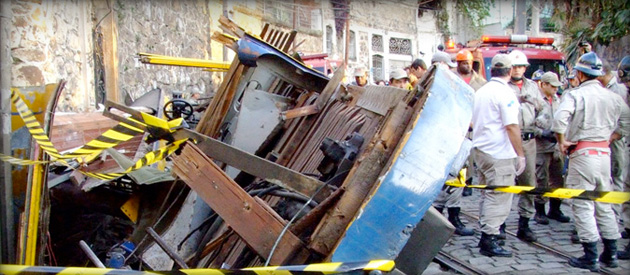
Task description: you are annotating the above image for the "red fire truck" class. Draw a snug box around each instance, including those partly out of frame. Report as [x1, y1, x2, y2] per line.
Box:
[446, 35, 568, 82]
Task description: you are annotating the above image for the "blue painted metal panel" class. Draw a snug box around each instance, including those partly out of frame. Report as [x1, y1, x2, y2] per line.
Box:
[236, 34, 328, 82]
[331, 66, 475, 261]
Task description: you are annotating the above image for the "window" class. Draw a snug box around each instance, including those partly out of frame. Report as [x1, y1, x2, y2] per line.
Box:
[372, 55, 384, 81]
[389, 37, 412, 55]
[261, 0, 322, 31]
[349, 31, 356, 61]
[326, 25, 333, 55]
[372, 34, 383, 52]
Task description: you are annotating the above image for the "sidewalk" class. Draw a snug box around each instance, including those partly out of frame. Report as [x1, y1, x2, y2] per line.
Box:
[424, 189, 630, 274]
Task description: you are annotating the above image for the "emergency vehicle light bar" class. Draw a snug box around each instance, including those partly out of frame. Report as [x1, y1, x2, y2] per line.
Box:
[481, 35, 554, 45]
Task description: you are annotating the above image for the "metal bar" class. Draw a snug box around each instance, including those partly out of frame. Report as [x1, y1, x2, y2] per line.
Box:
[434, 251, 486, 275]
[0, 0, 14, 264]
[78, 240, 106, 268]
[145, 227, 189, 269]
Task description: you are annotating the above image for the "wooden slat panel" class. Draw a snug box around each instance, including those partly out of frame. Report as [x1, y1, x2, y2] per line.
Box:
[172, 142, 305, 265]
[308, 102, 413, 256]
[172, 129, 331, 199]
[282, 31, 297, 53]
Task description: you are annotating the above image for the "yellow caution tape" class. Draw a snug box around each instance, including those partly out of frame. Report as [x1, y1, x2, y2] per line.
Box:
[0, 260, 394, 274]
[6, 90, 188, 180]
[0, 154, 51, 165]
[11, 91, 64, 160]
[11, 90, 145, 162]
[444, 168, 467, 188]
[80, 139, 186, 180]
[445, 180, 630, 204]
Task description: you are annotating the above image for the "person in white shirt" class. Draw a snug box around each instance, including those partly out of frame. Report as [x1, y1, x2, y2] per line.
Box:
[472, 53, 525, 257]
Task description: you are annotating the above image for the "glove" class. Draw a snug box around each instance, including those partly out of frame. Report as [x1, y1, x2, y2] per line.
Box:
[515, 156, 526, 176]
[541, 130, 557, 143]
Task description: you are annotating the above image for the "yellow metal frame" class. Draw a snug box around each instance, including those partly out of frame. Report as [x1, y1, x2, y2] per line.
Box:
[138, 53, 230, 71]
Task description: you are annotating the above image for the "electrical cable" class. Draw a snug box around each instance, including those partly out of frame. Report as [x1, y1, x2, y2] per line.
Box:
[263, 171, 348, 266]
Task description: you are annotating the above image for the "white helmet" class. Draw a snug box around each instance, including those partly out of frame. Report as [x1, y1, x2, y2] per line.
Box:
[508, 50, 529, 66]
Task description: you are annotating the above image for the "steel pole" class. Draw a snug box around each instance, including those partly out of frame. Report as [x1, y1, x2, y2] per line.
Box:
[0, 0, 15, 264]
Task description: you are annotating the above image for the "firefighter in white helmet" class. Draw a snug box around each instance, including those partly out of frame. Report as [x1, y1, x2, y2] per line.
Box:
[505, 50, 550, 243]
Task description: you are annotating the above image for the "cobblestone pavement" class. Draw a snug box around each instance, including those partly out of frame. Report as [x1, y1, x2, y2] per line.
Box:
[423, 190, 630, 274]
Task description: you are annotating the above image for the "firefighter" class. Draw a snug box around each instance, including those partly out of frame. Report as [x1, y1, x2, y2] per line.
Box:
[507, 49, 549, 242]
[453, 49, 486, 197]
[534, 72, 570, 225]
[618, 55, 630, 260]
[552, 52, 630, 271]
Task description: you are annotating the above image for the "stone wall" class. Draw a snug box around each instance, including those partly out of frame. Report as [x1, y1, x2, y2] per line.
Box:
[11, 0, 94, 112]
[114, 0, 214, 102]
[595, 35, 630, 70]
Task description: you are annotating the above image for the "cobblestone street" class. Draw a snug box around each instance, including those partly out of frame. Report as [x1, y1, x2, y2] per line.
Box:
[424, 189, 630, 274]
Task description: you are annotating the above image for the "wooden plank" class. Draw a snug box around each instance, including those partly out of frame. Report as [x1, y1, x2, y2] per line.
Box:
[279, 64, 344, 120]
[282, 31, 298, 53]
[260, 23, 269, 40]
[172, 142, 305, 265]
[196, 57, 240, 135]
[172, 130, 331, 200]
[308, 101, 413, 256]
[94, 0, 119, 103]
[282, 104, 318, 120]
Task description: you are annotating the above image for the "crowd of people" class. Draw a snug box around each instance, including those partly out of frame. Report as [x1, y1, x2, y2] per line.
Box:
[348, 47, 630, 271]
[468, 50, 630, 271]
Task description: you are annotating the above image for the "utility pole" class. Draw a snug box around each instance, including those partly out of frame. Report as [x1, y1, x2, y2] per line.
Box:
[344, 0, 350, 67]
[531, 0, 540, 36]
[0, 0, 15, 264]
[514, 0, 527, 34]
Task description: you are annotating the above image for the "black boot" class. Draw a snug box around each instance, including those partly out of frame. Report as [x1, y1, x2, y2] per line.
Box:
[462, 187, 473, 196]
[599, 238, 619, 268]
[547, 198, 570, 223]
[534, 202, 549, 225]
[496, 223, 506, 246]
[571, 229, 580, 244]
[479, 233, 512, 257]
[569, 242, 599, 272]
[447, 207, 474, 236]
[498, 223, 506, 240]
[618, 241, 630, 260]
[517, 216, 537, 242]
[434, 206, 444, 214]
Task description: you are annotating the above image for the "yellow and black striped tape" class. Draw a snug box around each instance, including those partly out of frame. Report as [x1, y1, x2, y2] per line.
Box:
[11, 90, 146, 162]
[11, 91, 64, 160]
[81, 139, 187, 180]
[444, 169, 630, 204]
[7, 90, 188, 180]
[0, 154, 51, 165]
[0, 260, 394, 275]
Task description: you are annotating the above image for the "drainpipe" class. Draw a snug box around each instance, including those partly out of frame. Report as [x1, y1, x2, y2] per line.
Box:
[0, 0, 15, 264]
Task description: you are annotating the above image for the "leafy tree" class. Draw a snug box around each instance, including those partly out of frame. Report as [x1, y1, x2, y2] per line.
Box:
[551, 0, 630, 65]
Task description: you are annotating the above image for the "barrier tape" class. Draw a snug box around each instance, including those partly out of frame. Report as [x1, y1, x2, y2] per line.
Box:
[81, 139, 186, 180]
[6, 90, 187, 180]
[0, 154, 51, 165]
[10, 91, 146, 162]
[11, 91, 64, 160]
[0, 260, 394, 274]
[444, 169, 630, 204]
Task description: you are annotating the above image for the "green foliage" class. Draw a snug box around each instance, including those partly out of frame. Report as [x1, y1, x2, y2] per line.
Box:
[551, 0, 630, 65]
[592, 1, 630, 45]
[455, 0, 493, 35]
[436, 9, 451, 37]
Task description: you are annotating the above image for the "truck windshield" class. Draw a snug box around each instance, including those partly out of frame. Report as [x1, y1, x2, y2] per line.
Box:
[482, 58, 567, 83]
